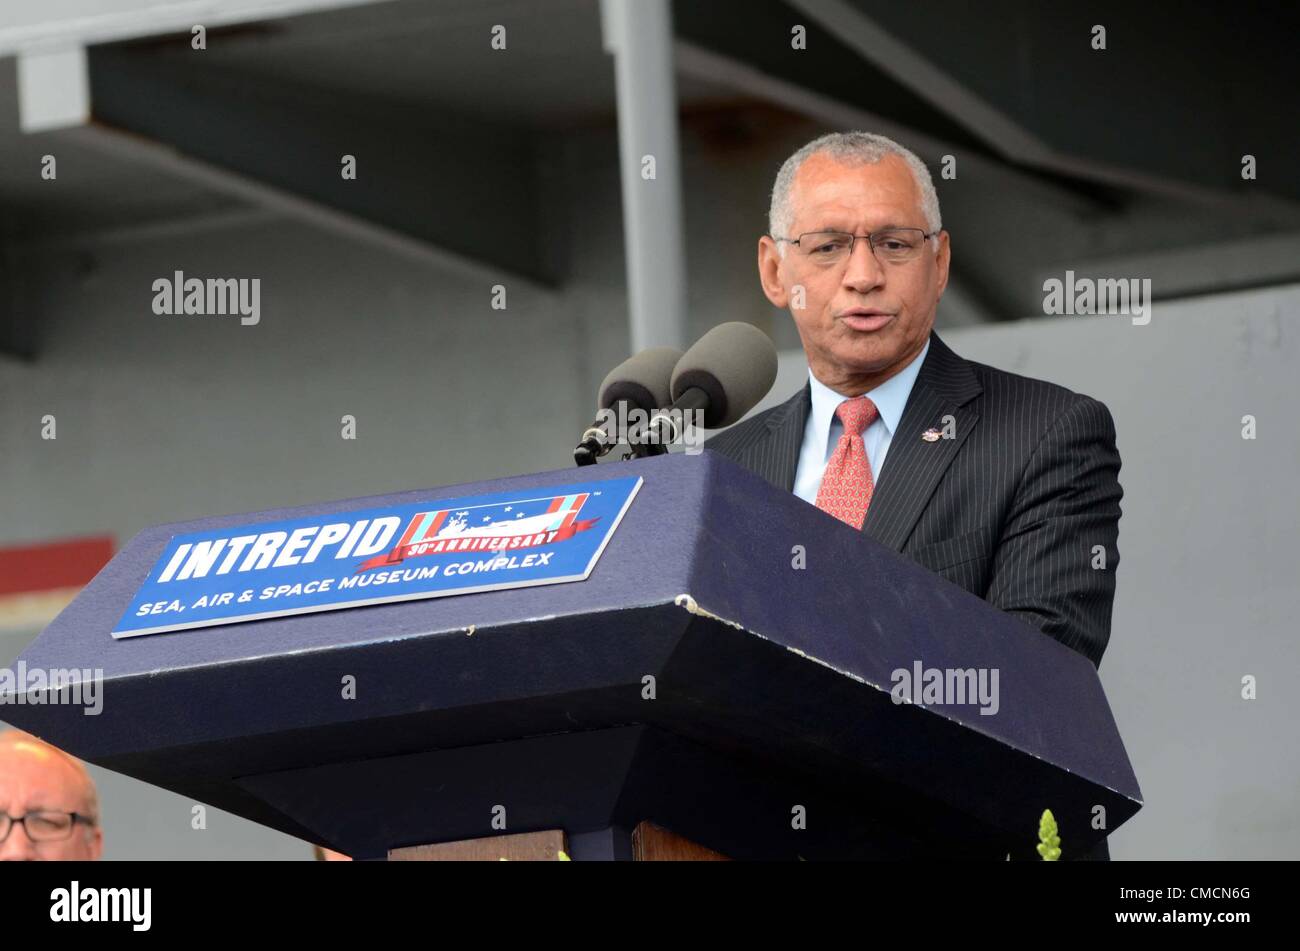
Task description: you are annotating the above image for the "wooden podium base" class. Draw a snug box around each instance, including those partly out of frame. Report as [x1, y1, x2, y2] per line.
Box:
[388, 822, 729, 861]
[631, 821, 729, 861]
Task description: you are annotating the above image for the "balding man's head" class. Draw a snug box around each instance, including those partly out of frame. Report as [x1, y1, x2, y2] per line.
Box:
[758, 132, 950, 396]
[0, 729, 102, 860]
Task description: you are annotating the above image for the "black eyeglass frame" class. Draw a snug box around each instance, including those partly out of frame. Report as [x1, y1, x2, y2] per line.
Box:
[772, 228, 942, 261]
[0, 810, 97, 844]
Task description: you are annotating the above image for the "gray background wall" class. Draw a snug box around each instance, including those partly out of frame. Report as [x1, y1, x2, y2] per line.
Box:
[942, 291, 1300, 861]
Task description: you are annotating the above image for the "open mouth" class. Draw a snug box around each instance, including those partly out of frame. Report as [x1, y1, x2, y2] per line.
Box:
[839, 311, 895, 332]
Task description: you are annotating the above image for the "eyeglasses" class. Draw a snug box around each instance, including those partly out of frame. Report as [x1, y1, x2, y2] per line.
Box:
[0, 810, 96, 844]
[775, 228, 939, 266]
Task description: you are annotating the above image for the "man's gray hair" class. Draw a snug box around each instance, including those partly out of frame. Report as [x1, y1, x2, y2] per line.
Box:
[768, 131, 942, 251]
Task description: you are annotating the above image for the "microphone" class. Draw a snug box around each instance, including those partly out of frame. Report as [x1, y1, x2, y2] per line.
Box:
[574, 346, 682, 465]
[643, 322, 778, 451]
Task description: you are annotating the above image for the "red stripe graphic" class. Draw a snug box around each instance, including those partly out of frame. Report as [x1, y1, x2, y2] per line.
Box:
[0, 536, 115, 595]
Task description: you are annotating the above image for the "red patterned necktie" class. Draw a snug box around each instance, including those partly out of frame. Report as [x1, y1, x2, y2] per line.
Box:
[815, 396, 879, 530]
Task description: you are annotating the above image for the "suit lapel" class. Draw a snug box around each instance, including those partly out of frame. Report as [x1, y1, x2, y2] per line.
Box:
[726, 331, 982, 552]
[862, 331, 983, 552]
[731, 383, 810, 493]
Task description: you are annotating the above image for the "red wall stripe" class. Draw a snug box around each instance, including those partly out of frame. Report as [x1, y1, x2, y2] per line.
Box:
[0, 536, 115, 596]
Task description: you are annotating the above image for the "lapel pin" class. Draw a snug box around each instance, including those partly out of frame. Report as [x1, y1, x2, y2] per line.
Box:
[921, 428, 942, 442]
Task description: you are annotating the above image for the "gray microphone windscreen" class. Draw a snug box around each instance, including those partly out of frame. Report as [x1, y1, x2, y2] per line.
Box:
[670, 322, 778, 428]
[598, 346, 683, 411]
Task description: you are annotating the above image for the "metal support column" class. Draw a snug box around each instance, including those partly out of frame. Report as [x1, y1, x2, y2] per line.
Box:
[600, 0, 688, 352]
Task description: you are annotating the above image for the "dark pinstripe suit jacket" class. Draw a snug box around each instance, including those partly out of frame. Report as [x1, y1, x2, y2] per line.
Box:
[704, 329, 1123, 669]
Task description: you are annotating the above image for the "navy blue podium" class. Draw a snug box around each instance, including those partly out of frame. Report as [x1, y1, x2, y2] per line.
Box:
[3, 452, 1140, 859]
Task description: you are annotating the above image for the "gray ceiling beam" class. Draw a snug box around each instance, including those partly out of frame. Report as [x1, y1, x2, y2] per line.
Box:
[787, 0, 1300, 210]
[84, 44, 556, 287]
[0, 0, 392, 58]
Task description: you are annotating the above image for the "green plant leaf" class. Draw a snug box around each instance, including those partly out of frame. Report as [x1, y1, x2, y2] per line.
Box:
[1037, 809, 1061, 861]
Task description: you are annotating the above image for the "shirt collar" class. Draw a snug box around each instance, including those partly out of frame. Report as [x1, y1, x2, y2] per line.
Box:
[807, 337, 930, 446]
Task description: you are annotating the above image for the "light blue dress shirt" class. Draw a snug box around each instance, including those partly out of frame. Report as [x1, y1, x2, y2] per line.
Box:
[793, 338, 930, 506]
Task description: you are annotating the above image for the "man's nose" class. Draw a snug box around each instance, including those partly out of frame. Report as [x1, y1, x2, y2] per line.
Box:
[842, 237, 885, 291]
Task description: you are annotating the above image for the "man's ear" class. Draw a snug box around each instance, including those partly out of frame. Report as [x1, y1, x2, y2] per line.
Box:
[934, 230, 951, 300]
[758, 236, 789, 309]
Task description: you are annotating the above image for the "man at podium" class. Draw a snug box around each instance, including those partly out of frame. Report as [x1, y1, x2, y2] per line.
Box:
[707, 131, 1122, 671]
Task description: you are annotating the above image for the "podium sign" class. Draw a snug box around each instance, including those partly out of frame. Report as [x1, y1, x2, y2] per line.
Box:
[112, 476, 641, 638]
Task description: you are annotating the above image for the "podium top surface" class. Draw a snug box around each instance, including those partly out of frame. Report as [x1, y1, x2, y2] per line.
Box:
[20, 459, 697, 678]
